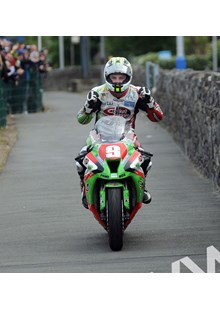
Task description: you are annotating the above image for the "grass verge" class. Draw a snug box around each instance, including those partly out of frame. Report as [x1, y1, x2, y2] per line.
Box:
[0, 116, 17, 172]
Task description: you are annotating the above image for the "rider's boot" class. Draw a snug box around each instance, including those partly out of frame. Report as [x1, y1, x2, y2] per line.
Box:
[142, 160, 152, 205]
[75, 160, 88, 209]
[80, 177, 88, 209]
[142, 187, 152, 204]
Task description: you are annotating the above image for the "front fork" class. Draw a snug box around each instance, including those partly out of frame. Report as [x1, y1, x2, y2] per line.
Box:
[99, 182, 130, 212]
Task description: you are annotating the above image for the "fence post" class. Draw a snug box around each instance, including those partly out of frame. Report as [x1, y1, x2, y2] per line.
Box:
[146, 61, 159, 89]
[0, 79, 7, 127]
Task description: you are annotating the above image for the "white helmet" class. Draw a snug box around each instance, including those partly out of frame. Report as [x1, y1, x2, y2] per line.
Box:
[104, 57, 132, 93]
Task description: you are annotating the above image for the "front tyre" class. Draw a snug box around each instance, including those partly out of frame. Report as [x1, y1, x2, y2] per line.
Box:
[107, 188, 124, 251]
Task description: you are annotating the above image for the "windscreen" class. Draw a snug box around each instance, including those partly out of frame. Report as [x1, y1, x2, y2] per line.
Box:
[95, 116, 126, 143]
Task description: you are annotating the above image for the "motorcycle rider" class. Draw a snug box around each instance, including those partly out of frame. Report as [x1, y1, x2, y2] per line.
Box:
[76, 56, 163, 208]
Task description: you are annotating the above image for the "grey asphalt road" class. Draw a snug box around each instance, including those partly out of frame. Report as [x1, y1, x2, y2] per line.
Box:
[0, 91, 220, 273]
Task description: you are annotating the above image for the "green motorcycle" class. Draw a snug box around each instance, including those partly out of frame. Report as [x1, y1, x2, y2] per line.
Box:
[75, 116, 153, 251]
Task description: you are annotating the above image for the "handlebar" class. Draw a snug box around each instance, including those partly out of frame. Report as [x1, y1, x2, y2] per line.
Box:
[135, 147, 153, 157]
[75, 145, 93, 161]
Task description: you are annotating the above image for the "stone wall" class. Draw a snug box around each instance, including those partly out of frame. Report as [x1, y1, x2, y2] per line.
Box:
[42, 65, 102, 91]
[154, 69, 220, 190]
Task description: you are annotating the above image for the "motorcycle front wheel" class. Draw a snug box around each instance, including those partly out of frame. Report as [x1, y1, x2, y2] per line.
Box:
[107, 187, 124, 251]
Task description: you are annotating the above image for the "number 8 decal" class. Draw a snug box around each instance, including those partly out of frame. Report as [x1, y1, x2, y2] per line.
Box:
[106, 145, 121, 158]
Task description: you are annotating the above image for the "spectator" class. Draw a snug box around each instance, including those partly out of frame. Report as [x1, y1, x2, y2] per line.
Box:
[0, 38, 52, 84]
[0, 37, 52, 114]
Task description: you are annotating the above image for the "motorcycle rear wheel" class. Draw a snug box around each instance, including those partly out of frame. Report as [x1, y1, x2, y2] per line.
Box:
[107, 187, 124, 251]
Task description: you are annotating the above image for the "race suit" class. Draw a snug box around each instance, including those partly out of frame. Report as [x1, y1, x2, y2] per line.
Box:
[77, 84, 163, 130]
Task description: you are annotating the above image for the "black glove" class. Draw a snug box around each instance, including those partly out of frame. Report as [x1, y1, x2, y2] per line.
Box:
[138, 87, 155, 108]
[84, 90, 101, 114]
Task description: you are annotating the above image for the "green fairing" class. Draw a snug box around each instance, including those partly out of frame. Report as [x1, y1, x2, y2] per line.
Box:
[84, 143, 144, 211]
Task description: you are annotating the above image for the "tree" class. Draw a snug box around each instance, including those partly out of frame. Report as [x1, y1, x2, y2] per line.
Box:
[105, 36, 176, 59]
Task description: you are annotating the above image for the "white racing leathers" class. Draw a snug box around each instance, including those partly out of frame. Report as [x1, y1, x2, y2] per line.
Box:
[77, 84, 163, 129]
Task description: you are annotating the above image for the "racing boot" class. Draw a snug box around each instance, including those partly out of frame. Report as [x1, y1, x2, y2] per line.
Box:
[75, 160, 88, 209]
[142, 187, 152, 204]
[80, 177, 88, 209]
[142, 160, 152, 204]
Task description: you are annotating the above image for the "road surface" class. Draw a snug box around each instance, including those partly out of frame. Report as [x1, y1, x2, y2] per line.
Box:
[0, 91, 220, 273]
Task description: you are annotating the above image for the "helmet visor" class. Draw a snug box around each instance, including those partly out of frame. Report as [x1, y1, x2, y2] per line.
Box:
[106, 74, 130, 93]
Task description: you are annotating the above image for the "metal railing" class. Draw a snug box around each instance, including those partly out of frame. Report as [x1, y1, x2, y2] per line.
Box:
[0, 70, 43, 127]
[145, 61, 159, 90]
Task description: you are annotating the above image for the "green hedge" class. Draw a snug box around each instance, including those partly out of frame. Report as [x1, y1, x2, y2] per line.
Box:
[133, 53, 212, 71]
[186, 55, 211, 70]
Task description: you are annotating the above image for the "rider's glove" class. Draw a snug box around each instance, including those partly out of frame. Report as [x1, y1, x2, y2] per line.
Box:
[138, 87, 156, 109]
[84, 90, 101, 114]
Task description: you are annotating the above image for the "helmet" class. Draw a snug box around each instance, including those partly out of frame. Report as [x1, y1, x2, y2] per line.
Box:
[104, 57, 132, 94]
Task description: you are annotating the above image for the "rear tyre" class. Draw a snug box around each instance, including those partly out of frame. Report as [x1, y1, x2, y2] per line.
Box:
[107, 188, 124, 251]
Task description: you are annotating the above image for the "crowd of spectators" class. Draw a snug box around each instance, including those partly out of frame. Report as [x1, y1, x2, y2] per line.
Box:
[0, 38, 51, 86]
[0, 38, 52, 114]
